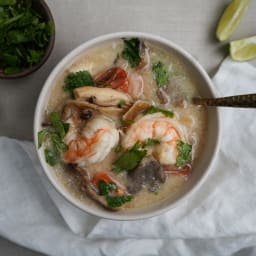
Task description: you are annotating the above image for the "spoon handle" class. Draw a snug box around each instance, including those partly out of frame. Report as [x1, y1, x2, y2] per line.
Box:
[192, 94, 256, 108]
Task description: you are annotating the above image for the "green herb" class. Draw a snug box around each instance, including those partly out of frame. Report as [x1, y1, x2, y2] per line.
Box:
[50, 133, 68, 155]
[64, 70, 94, 93]
[37, 112, 69, 166]
[118, 99, 126, 108]
[50, 112, 69, 139]
[44, 148, 57, 166]
[4, 66, 21, 74]
[0, 0, 16, 6]
[0, 0, 54, 74]
[145, 106, 174, 118]
[143, 138, 160, 147]
[106, 195, 133, 208]
[97, 179, 133, 208]
[121, 38, 141, 68]
[63, 123, 70, 134]
[27, 49, 44, 65]
[112, 139, 160, 173]
[176, 140, 192, 167]
[113, 142, 147, 173]
[38, 130, 48, 148]
[98, 180, 117, 196]
[114, 144, 122, 153]
[152, 61, 170, 87]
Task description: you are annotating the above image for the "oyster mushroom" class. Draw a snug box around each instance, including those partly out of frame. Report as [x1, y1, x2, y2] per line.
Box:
[67, 99, 126, 117]
[156, 87, 170, 105]
[62, 102, 95, 123]
[122, 100, 151, 122]
[73, 86, 133, 107]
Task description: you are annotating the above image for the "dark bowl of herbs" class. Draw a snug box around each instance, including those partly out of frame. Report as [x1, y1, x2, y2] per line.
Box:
[0, 0, 55, 79]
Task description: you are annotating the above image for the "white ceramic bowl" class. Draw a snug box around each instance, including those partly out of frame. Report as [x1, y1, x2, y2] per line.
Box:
[34, 32, 220, 220]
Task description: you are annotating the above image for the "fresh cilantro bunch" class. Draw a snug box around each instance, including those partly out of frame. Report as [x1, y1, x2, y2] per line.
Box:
[0, 0, 54, 74]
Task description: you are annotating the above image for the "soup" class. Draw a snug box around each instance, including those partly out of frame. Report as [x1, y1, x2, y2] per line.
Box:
[39, 38, 206, 211]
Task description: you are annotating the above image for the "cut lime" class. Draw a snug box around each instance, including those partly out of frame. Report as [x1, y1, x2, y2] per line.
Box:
[216, 0, 250, 42]
[230, 36, 256, 61]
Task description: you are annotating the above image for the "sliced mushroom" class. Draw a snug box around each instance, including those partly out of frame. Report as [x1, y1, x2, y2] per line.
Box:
[61, 102, 95, 129]
[156, 88, 170, 105]
[73, 86, 133, 107]
[122, 100, 151, 122]
[127, 156, 166, 194]
[138, 41, 151, 70]
[67, 99, 125, 117]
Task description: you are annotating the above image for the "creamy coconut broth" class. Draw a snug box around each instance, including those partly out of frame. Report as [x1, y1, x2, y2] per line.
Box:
[40, 38, 207, 210]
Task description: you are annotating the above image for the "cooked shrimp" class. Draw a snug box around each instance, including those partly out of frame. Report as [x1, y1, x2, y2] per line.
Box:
[94, 67, 144, 99]
[127, 72, 144, 99]
[122, 113, 187, 165]
[62, 104, 119, 166]
[94, 67, 129, 92]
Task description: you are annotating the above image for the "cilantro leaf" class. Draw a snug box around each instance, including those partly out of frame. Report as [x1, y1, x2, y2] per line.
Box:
[0, 0, 16, 6]
[153, 61, 169, 87]
[176, 140, 192, 167]
[64, 70, 94, 92]
[113, 142, 147, 173]
[27, 49, 44, 64]
[98, 180, 117, 196]
[44, 148, 58, 166]
[37, 130, 48, 148]
[143, 138, 160, 147]
[118, 99, 126, 108]
[50, 133, 68, 155]
[63, 122, 70, 134]
[49, 112, 69, 139]
[97, 179, 133, 208]
[38, 112, 69, 167]
[145, 106, 174, 118]
[106, 195, 133, 208]
[121, 38, 141, 68]
[114, 144, 122, 153]
[3, 66, 21, 74]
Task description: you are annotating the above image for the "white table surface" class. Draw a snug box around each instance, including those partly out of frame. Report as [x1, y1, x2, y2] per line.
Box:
[1, 0, 256, 255]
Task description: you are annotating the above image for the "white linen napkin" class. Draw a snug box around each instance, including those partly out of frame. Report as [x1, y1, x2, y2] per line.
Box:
[1, 57, 256, 256]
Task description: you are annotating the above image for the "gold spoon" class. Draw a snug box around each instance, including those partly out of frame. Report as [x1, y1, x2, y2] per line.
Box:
[192, 94, 256, 108]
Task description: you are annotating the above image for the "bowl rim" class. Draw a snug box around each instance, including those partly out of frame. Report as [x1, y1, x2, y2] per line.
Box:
[34, 31, 220, 221]
[0, 0, 55, 79]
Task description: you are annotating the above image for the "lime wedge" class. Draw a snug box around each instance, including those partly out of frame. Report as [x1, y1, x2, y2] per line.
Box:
[216, 0, 250, 42]
[230, 36, 256, 61]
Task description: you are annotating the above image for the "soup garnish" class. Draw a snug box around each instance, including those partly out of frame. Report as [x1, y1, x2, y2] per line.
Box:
[38, 37, 206, 210]
[152, 61, 170, 87]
